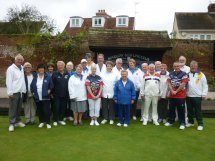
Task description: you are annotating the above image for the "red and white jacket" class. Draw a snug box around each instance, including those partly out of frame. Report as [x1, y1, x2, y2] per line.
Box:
[140, 72, 161, 97]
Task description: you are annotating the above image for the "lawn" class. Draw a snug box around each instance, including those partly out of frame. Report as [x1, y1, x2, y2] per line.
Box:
[0, 117, 214, 161]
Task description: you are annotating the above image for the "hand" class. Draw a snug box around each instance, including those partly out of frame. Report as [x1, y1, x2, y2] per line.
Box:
[172, 90, 177, 95]
[48, 90, 51, 95]
[158, 96, 161, 100]
[141, 96, 145, 101]
[9, 95, 14, 99]
[131, 100, 134, 104]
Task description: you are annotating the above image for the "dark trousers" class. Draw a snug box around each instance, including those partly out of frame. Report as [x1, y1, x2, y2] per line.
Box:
[118, 104, 130, 124]
[131, 91, 139, 117]
[53, 97, 68, 122]
[157, 98, 168, 120]
[186, 97, 203, 126]
[9, 93, 22, 125]
[102, 98, 115, 120]
[168, 98, 185, 125]
[115, 104, 119, 118]
[36, 100, 51, 124]
[65, 99, 73, 118]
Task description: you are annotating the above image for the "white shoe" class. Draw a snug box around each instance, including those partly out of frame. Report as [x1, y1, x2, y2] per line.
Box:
[179, 125, 185, 130]
[164, 122, 172, 127]
[46, 124, 51, 129]
[9, 125, 14, 132]
[15, 122, 26, 127]
[63, 118, 67, 121]
[101, 119, 107, 124]
[163, 119, 167, 124]
[117, 123, 122, 127]
[143, 120, 147, 126]
[95, 120, 100, 126]
[59, 121, 66, 125]
[90, 120, 94, 126]
[123, 124, 128, 127]
[154, 121, 160, 126]
[186, 123, 194, 127]
[132, 116, 137, 120]
[53, 122, 58, 126]
[68, 117, 74, 121]
[109, 120, 114, 125]
[197, 126, 203, 131]
[38, 123, 44, 128]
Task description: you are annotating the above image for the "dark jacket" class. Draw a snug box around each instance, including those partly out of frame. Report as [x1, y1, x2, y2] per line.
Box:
[52, 71, 70, 98]
[113, 78, 136, 105]
[30, 73, 53, 102]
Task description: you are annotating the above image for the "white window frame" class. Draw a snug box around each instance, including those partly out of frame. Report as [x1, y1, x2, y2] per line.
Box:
[92, 17, 105, 27]
[70, 17, 83, 28]
[116, 16, 129, 27]
[206, 35, 211, 40]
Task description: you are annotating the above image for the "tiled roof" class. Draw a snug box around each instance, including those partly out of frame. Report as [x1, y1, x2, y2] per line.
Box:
[63, 17, 134, 36]
[175, 12, 215, 30]
[88, 28, 171, 49]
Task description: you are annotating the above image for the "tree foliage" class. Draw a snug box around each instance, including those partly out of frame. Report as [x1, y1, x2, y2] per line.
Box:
[5, 4, 56, 34]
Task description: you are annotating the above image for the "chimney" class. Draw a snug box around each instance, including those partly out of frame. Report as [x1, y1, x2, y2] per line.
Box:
[96, 9, 111, 18]
[208, 3, 215, 13]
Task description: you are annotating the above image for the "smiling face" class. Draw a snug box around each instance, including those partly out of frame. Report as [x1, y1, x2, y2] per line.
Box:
[76, 66, 83, 76]
[24, 65, 32, 74]
[121, 71, 128, 81]
[91, 66, 97, 75]
[106, 64, 113, 72]
[37, 68, 45, 75]
[173, 62, 180, 72]
[15, 56, 24, 67]
[190, 62, 198, 73]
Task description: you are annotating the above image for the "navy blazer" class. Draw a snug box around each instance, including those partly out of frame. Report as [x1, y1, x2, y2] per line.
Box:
[30, 73, 53, 102]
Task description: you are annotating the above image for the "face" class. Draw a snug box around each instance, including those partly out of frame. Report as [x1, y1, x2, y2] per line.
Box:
[97, 55, 104, 64]
[155, 63, 161, 71]
[57, 63, 65, 72]
[116, 61, 122, 68]
[86, 57, 92, 62]
[179, 58, 186, 66]
[142, 65, 148, 72]
[82, 62, 87, 68]
[15, 57, 24, 67]
[24, 65, 32, 74]
[129, 62, 135, 69]
[161, 66, 167, 73]
[37, 68, 45, 75]
[173, 63, 180, 72]
[48, 66, 54, 73]
[76, 67, 82, 75]
[66, 64, 73, 72]
[121, 71, 128, 80]
[149, 66, 155, 73]
[190, 63, 198, 72]
[91, 67, 96, 75]
[106, 64, 113, 72]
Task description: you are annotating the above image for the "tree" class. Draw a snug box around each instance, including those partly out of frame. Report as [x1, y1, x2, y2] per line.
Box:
[5, 4, 56, 34]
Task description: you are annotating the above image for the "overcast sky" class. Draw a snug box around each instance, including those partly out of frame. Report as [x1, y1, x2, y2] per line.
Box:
[0, 0, 212, 34]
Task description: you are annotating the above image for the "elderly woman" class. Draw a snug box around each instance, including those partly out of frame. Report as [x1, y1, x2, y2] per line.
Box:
[85, 65, 103, 126]
[66, 61, 75, 76]
[31, 64, 53, 129]
[68, 64, 87, 126]
[23, 62, 36, 125]
[101, 61, 118, 125]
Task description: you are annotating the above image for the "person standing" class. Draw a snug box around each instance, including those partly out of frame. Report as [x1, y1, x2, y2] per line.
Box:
[85, 53, 95, 70]
[179, 56, 190, 73]
[155, 61, 162, 72]
[52, 61, 70, 126]
[114, 70, 136, 127]
[157, 64, 169, 124]
[127, 58, 141, 120]
[81, 59, 90, 80]
[6, 54, 26, 132]
[186, 61, 208, 131]
[68, 65, 87, 126]
[112, 58, 123, 80]
[23, 62, 37, 125]
[164, 61, 189, 130]
[101, 61, 118, 125]
[96, 53, 106, 76]
[140, 64, 160, 126]
[86, 65, 103, 126]
[31, 64, 53, 129]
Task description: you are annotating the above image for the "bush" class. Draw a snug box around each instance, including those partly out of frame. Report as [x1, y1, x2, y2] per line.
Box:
[0, 75, 6, 87]
[208, 76, 215, 92]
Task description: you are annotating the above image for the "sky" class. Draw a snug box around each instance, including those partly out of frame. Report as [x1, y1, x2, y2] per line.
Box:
[0, 0, 212, 34]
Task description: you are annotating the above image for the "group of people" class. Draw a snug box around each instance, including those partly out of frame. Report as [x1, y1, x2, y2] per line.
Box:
[6, 53, 208, 132]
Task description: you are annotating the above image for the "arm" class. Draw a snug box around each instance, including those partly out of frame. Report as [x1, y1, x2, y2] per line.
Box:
[131, 82, 136, 103]
[113, 82, 119, 103]
[6, 67, 13, 97]
[96, 85, 103, 99]
[201, 74, 208, 97]
[140, 75, 145, 101]
[86, 86, 96, 99]
[68, 77, 75, 99]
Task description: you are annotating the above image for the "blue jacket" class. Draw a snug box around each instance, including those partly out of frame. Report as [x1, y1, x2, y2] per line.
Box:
[30, 73, 53, 102]
[113, 78, 136, 105]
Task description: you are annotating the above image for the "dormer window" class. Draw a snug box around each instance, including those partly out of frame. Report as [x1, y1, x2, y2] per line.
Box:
[116, 16, 129, 27]
[92, 17, 105, 27]
[70, 17, 83, 28]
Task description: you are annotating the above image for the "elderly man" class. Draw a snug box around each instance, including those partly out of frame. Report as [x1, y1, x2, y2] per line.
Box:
[96, 53, 106, 76]
[114, 70, 136, 127]
[6, 54, 26, 132]
[113, 58, 123, 80]
[81, 59, 90, 80]
[140, 63, 160, 126]
[155, 61, 162, 72]
[186, 61, 208, 131]
[52, 61, 70, 126]
[165, 61, 189, 130]
[179, 56, 190, 73]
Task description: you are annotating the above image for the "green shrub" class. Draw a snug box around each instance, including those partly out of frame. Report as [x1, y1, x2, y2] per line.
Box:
[207, 76, 215, 92]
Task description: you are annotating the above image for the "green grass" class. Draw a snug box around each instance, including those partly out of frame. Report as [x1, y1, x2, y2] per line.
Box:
[0, 117, 214, 161]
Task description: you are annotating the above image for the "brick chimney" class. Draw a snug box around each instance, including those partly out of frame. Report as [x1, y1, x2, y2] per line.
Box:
[96, 10, 111, 18]
[208, 3, 215, 13]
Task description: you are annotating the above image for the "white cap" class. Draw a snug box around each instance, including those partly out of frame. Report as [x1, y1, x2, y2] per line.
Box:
[81, 59, 87, 63]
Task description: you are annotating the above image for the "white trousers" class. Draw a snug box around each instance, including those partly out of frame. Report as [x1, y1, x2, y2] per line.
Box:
[143, 96, 158, 122]
[88, 98, 101, 118]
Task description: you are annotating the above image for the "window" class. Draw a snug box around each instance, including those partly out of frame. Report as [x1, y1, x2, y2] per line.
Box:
[200, 35, 205, 40]
[70, 17, 83, 27]
[116, 16, 129, 27]
[94, 18, 102, 26]
[92, 17, 105, 27]
[206, 35, 211, 40]
[194, 35, 199, 40]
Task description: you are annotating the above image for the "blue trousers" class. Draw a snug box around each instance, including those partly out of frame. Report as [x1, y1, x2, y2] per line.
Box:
[118, 104, 130, 124]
